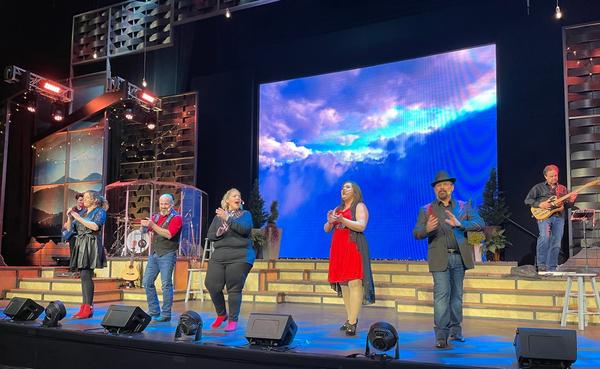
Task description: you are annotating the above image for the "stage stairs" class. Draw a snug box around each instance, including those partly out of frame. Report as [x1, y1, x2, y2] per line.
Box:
[187, 259, 600, 325]
[4, 259, 599, 325]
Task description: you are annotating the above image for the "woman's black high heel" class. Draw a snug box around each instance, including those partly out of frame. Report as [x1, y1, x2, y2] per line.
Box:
[339, 320, 349, 331]
[345, 320, 358, 336]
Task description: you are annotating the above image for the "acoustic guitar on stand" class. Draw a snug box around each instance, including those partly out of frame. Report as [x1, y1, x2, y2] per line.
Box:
[121, 239, 144, 286]
[530, 179, 600, 220]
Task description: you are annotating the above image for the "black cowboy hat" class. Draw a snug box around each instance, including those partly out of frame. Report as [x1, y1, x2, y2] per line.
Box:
[431, 170, 456, 187]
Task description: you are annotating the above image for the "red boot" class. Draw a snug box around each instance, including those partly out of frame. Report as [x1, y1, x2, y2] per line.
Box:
[72, 304, 85, 318]
[73, 304, 93, 319]
[210, 314, 228, 329]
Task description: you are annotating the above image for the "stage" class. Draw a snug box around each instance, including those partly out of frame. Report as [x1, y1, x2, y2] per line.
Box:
[1, 300, 599, 369]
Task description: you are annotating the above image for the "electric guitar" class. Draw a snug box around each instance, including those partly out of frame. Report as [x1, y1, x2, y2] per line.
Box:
[121, 239, 143, 282]
[530, 179, 600, 220]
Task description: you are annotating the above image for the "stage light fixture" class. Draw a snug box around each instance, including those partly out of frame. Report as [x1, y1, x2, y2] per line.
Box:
[42, 81, 62, 94]
[24, 91, 37, 113]
[51, 102, 65, 122]
[555, 0, 562, 19]
[42, 301, 66, 328]
[225, 8, 231, 18]
[174, 310, 202, 342]
[93, 51, 98, 59]
[142, 78, 147, 88]
[146, 114, 157, 130]
[140, 92, 156, 104]
[124, 108, 134, 120]
[365, 322, 399, 360]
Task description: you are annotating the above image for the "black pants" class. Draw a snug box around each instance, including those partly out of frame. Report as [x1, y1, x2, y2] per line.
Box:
[80, 268, 94, 305]
[204, 261, 252, 322]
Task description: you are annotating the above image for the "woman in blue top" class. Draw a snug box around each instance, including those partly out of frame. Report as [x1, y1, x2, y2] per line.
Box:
[65, 190, 108, 319]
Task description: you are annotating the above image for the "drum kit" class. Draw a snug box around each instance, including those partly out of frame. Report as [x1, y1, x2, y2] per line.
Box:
[109, 215, 152, 257]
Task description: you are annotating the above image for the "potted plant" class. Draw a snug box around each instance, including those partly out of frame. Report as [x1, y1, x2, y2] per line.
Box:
[467, 229, 486, 262]
[247, 179, 268, 258]
[479, 168, 511, 260]
[483, 228, 512, 261]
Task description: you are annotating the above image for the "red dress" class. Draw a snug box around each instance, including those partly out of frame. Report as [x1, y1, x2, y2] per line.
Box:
[328, 207, 364, 283]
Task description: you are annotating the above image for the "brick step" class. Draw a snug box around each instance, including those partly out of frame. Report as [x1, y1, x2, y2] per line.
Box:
[18, 277, 122, 292]
[6, 288, 122, 303]
[120, 288, 187, 302]
[416, 286, 599, 308]
[395, 297, 600, 325]
[267, 274, 597, 293]
[261, 260, 516, 274]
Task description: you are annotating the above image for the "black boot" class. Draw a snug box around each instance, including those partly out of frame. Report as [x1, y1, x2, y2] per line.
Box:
[339, 320, 349, 331]
[346, 320, 358, 336]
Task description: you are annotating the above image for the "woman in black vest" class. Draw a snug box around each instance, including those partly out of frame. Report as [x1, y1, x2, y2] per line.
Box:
[205, 188, 255, 332]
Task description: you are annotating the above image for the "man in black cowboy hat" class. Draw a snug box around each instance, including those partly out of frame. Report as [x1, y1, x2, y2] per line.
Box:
[413, 170, 484, 349]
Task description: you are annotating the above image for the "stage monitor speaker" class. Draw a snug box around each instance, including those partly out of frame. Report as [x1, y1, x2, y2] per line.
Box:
[514, 327, 577, 368]
[3, 297, 44, 321]
[246, 313, 297, 347]
[101, 305, 151, 334]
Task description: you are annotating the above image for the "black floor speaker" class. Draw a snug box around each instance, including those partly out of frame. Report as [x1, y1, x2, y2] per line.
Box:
[3, 297, 44, 321]
[101, 305, 151, 334]
[245, 313, 297, 347]
[514, 327, 577, 368]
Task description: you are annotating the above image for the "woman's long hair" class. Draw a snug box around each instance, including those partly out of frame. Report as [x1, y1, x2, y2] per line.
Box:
[336, 181, 364, 211]
[85, 190, 109, 210]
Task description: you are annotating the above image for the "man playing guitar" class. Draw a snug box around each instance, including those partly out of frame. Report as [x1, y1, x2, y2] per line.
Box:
[524, 164, 577, 272]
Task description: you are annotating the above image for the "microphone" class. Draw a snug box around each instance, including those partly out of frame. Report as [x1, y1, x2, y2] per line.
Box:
[240, 200, 245, 210]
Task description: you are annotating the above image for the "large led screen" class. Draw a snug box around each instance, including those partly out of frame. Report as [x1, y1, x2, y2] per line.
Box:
[259, 44, 497, 259]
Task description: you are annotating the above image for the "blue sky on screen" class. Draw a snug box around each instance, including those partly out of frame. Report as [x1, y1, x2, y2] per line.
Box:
[259, 44, 497, 259]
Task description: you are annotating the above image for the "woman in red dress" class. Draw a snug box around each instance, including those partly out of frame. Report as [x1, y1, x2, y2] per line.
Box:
[324, 181, 375, 336]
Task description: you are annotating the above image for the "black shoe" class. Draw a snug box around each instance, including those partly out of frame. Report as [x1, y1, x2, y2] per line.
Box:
[345, 320, 358, 336]
[339, 320, 349, 331]
[450, 334, 465, 342]
[435, 339, 448, 348]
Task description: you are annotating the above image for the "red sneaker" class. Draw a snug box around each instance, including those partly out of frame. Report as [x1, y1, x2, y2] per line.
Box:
[224, 321, 237, 332]
[210, 314, 228, 329]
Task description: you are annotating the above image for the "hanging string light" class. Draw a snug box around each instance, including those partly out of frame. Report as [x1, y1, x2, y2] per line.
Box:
[555, 0, 562, 19]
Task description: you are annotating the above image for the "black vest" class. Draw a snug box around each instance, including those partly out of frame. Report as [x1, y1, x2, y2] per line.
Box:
[152, 211, 180, 256]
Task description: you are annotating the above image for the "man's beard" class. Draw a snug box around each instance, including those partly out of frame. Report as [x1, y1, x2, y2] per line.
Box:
[437, 191, 448, 201]
[160, 208, 171, 215]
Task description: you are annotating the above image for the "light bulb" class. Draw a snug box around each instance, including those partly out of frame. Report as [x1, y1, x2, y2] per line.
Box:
[555, 5, 562, 19]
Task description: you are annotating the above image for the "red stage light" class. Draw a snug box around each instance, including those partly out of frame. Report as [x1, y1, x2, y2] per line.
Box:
[140, 92, 156, 104]
[42, 81, 62, 94]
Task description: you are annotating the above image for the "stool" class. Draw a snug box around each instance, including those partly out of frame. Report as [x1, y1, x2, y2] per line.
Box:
[560, 272, 600, 330]
[185, 269, 204, 303]
[201, 238, 214, 268]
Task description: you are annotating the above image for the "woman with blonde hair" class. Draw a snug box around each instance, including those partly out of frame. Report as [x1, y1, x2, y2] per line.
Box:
[324, 181, 375, 336]
[65, 190, 109, 319]
[205, 188, 254, 332]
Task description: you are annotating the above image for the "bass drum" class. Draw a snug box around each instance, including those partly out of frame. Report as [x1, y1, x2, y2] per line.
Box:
[124, 229, 151, 255]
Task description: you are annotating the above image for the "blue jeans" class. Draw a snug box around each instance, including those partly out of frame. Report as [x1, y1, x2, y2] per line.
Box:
[536, 216, 564, 271]
[143, 250, 177, 318]
[432, 253, 465, 340]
